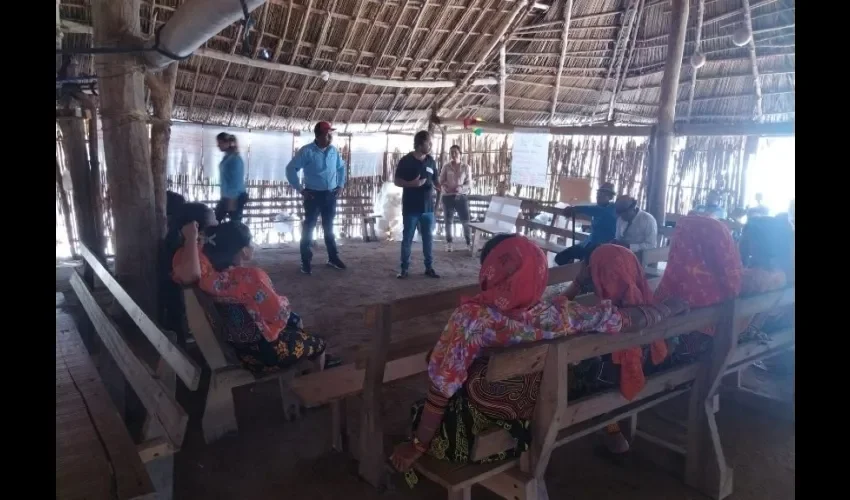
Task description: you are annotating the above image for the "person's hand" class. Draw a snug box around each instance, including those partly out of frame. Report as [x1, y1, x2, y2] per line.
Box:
[181, 221, 199, 241]
[300, 189, 314, 199]
[413, 175, 427, 187]
[660, 297, 689, 317]
[390, 442, 423, 472]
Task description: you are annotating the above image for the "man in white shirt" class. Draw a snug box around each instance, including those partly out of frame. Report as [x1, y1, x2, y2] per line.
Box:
[612, 195, 658, 251]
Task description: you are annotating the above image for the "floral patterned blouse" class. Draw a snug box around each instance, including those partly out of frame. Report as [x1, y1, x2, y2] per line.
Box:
[428, 296, 624, 398]
[172, 243, 292, 342]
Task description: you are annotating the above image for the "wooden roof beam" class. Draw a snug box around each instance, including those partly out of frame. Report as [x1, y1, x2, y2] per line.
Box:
[203, 24, 244, 123]
[228, 2, 269, 127]
[549, 0, 573, 124]
[740, 0, 764, 121]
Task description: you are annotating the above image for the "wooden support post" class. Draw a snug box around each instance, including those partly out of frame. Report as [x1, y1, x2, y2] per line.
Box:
[56, 155, 77, 259]
[646, 0, 689, 225]
[358, 304, 392, 489]
[147, 63, 179, 239]
[549, 0, 573, 124]
[91, 0, 159, 316]
[499, 45, 507, 124]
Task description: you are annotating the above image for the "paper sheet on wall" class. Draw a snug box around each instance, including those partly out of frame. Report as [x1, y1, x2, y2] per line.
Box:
[349, 133, 386, 178]
[167, 122, 204, 176]
[247, 130, 293, 181]
[510, 128, 551, 188]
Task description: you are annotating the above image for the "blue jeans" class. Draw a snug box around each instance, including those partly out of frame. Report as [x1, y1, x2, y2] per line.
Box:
[300, 190, 339, 265]
[400, 212, 435, 272]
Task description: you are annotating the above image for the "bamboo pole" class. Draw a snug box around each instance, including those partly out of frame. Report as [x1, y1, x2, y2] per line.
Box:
[685, 0, 706, 121]
[740, 0, 764, 121]
[550, 0, 573, 124]
[499, 45, 507, 124]
[646, 0, 689, 224]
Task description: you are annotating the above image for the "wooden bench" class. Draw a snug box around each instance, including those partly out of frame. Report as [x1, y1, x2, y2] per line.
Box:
[69, 244, 201, 499]
[414, 286, 796, 500]
[516, 202, 590, 256]
[183, 287, 324, 444]
[467, 196, 524, 253]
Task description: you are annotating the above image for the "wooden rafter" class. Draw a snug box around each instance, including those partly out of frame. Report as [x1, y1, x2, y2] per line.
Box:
[308, 0, 369, 123]
[329, 2, 392, 126]
[685, 0, 706, 121]
[740, 0, 764, 121]
[436, 0, 497, 81]
[343, 0, 413, 129]
[605, 0, 642, 122]
[373, 0, 446, 130]
[204, 24, 244, 123]
[267, 0, 304, 126]
[228, 2, 269, 127]
[549, 0, 573, 124]
[285, 0, 337, 127]
[437, 0, 529, 115]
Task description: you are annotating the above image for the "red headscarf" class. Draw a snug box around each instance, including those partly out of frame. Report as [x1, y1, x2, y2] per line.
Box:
[589, 244, 666, 400]
[462, 235, 549, 317]
[654, 215, 742, 334]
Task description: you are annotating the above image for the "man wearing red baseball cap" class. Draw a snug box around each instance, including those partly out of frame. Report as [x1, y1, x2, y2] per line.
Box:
[285, 121, 347, 274]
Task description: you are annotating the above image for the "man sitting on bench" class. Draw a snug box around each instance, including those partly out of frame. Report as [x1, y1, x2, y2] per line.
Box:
[611, 195, 658, 252]
[554, 182, 618, 265]
[172, 221, 340, 372]
[389, 234, 685, 476]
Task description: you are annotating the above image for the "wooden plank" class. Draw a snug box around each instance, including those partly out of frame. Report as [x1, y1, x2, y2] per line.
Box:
[470, 428, 518, 462]
[479, 467, 536, 500]
[727, 328, 794, 370]
[56, 313, 156, 500]
[70, 272, 189, 448]
[78, 244, 201, 391]
[137, 437, 176, 464]
[183, 288, 233, 371]
[526, 343, 568, 479]
[359, 303, 393, 488]
[562, 363, 699, 428]
[486, 344, 549, 382]
[637, 246, 670, 266]
[414, 454, 519, 491]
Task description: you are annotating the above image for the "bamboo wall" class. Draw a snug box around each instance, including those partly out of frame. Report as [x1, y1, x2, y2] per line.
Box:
[55, 129, 763, 258]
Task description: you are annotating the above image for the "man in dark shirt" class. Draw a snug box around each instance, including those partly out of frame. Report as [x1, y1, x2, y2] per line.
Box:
[394, 131, 440, 279]
[554, 181, 618, 265]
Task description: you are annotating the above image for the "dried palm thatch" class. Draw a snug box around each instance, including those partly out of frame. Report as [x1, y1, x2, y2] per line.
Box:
[58, 0, 794, 131]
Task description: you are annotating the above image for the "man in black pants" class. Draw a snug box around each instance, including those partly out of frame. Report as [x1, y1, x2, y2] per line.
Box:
[285, 122, 348, 275]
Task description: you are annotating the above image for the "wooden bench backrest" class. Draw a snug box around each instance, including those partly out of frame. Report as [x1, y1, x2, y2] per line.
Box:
[636, 246, 670, 267]
[183, 287, 242, 370]
[71, 246, 193, 449]
[483, 196, 524, 232]
[78, 244, 202, 391]
[475, 285, 796, 475]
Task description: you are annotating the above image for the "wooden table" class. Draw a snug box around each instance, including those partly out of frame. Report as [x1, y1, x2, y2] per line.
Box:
[56, 312, 155, 500]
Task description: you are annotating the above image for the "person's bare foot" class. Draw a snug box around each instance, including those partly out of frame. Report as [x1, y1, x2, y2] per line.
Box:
[603, 431, 630, 454]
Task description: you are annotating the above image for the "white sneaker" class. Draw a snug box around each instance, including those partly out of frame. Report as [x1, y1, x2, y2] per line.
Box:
[467, 243, 474, 254]
[446, 242, 453, 252]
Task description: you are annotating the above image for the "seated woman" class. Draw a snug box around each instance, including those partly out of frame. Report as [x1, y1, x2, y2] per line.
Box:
[390, 234, 686, 475]
[653, 215, 792, 367]
[159, 202, 218, 344]
[172, 221, 335, 374]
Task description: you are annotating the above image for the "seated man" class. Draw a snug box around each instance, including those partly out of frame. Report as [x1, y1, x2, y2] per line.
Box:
[612, 195, 658, 252]
[691, 189, 728, 219]
[554, 182, 617, 265]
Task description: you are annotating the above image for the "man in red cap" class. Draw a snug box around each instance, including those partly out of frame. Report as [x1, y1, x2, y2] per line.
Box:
[286, 121, 347, 275]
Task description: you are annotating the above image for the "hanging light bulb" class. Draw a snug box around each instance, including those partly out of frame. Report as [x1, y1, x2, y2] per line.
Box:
[258, 47, 271, 61]
[732, 26, 752, 47]
[690, 51, 706, 69]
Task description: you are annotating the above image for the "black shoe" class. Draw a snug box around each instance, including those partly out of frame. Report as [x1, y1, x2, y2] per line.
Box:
[300, 263, 312, 275]
[397, 271, 409, 279]
[327, 257, 347, 270]
[324, 354, 343, 369]
[425, 268, 440, 278]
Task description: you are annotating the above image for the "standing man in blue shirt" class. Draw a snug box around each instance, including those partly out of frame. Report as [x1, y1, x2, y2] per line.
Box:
[215, 132, 248, 223]
[286, 122, 347, 275]
[554, 181, 618, 265]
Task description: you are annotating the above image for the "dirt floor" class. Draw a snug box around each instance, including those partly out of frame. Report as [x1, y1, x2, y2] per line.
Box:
[56, 240, 795, 500]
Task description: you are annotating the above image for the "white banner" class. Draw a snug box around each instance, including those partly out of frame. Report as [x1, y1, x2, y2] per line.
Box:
[247, 130, 293, 182]
[350, 133, 386, 178]
[510, 128, 551, 188]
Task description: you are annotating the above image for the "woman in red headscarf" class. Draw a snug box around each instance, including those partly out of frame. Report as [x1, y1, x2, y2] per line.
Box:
[390, 234, 686, 476]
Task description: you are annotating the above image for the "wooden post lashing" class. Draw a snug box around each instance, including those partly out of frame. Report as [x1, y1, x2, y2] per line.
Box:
[358, 304, 393, 488]
[646, 0, 689, 225]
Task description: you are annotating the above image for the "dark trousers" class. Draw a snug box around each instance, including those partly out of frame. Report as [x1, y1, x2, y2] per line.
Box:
[442, 195, 471, 245]
[300, 190, 339, 264]
[554, 242, 598, 266]
[215, 192, 249, 223]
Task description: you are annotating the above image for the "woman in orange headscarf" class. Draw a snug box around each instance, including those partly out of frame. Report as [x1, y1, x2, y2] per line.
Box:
[390, 234, 686, 476]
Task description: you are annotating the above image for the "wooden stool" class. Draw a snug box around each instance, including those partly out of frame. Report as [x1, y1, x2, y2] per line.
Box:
[362, 215, 379, 242]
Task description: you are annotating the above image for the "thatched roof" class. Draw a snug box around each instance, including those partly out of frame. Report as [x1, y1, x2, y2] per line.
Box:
[58, 0, 795, 133]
